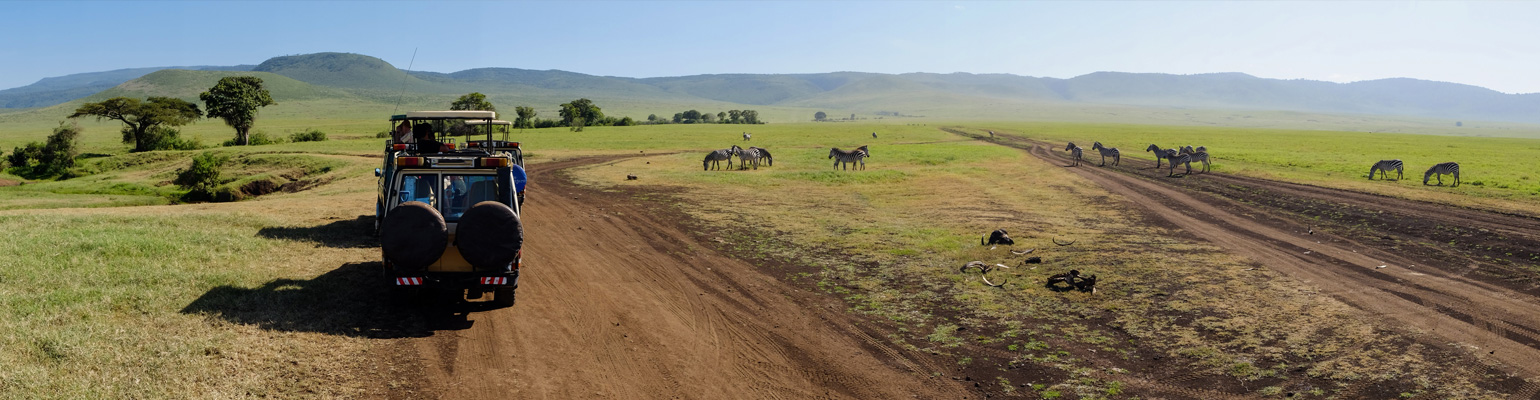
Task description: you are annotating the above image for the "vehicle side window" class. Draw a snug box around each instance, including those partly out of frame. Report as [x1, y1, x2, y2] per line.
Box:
[443, 175, 499, 221]
[400, 174, 438, 206]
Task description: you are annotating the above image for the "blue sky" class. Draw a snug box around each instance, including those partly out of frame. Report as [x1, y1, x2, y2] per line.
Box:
[3, 1, 1538, 93]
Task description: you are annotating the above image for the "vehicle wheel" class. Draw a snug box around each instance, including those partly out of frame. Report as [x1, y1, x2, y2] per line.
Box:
[380, 201, 448, 271]
[456, 201, 524, 271]
[492, 286, 516, 307]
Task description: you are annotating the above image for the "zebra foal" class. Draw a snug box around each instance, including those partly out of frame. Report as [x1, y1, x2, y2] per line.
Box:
[1368, 159, 1403, 180]
[1424, 162, 1460, 187]
[1091, 142, 1120, 167]
[1064, 142, 1084, 166]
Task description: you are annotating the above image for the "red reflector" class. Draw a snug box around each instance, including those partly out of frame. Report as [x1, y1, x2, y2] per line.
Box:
[509, 142, 521, 147]
[391, 144, 409, 151]
[468, 142, 480, 147]
[396, 277, 423, 286]
[480, 157, 510, 167]
[397, 157, 424, 167]
[480, 277, 507, 285]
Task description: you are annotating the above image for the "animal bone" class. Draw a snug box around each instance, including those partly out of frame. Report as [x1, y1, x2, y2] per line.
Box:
[1052, 237, 1076, 246]
[982, 275, 1007, 287]
[1011, 248, 1036, 255]
[960, 261, 990, 273]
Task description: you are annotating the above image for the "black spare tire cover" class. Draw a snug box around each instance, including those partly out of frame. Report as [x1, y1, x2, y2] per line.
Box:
[456, 201, 524, 270]
[380, 201, 448, 271]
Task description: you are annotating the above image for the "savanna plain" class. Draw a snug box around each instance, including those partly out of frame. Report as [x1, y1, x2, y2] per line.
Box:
[5, 113, 1540, 399]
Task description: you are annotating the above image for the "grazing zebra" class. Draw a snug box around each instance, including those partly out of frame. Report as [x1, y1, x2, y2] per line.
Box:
[988, 130, 994, 137]
[1064, 142, 1084, 166]
[1162, 149, 1192, 177]
[730, 145, 760, 170]
[752, 147, 773, 166]
[1368, 159, 1404, 180]
[1145, 144, 1174, 169]
[703, 149, 734, 170]
[872, 132, 878, 138]
[829, 147, 866, 170]
[742, 132, 751, 141]
[1424, 162, 1460, 187]
[1091, 142, 1120, 167]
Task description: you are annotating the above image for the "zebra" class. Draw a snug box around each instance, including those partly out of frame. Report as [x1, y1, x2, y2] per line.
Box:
[1090, 142, 1120, 167]
[1424, 162, 1460, 187]
[751, 147, 772, 166]
[988, 130, 994, 137]
[829, 147, 866, 170]
[743, 132, 751, 141]
[703, 149, 733, 171]
[1186, 151, 1210, 172]
[1162, 149, 1192, 177]
[1368, 159, 1403, 180]
[872, 132, 877, 138]
[1064, 142, 1084, 167]
[1145, 144, 1174, 169]
[730, 145, 760, 170]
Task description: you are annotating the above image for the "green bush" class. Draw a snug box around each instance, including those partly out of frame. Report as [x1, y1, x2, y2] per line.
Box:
[7, 121, 83, 178]
[223, 130, 284, 146]
[289, 129, 328, 142]
[174, 152, 230, 199]
[138, 126, 203, 151]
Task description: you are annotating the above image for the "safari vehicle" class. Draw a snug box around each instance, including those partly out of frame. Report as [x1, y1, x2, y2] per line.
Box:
[462, 119, 527, 205]
[373, 111, 526, 306]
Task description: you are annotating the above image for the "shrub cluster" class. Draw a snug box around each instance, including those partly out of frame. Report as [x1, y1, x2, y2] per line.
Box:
[7, 121, 82, 178]
[289, 129, 327, 142]
[174, 152, 229, 200]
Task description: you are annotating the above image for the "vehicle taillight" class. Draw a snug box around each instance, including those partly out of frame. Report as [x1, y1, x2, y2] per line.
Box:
[467, 142, 480, 148]
[479, 157, 511, 167]
[509, 142, 521, 147]
[397, 157, 425, 166]
[391, 144, 409, 151]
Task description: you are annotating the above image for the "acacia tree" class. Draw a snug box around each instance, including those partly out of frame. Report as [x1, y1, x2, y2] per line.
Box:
[451, 92, 496, 112]
[814, 111, 827, 121]
[200, 77, 275, 146]
[71, 97, 202, 152]
[514, 106, 536, 129]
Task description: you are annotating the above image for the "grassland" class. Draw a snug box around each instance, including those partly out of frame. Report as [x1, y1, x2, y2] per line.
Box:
[1, 117, 1536, 398]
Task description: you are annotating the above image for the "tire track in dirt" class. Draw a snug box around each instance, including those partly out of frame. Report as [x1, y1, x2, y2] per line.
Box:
[967, 131, 1540, 381]
[393, 157, 964, 399]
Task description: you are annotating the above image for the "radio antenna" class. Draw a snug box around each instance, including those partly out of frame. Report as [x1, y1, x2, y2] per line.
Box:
[393, 47, 418, 113]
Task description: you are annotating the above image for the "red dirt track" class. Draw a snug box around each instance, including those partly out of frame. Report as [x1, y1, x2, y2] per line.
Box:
[388, 157, 963, 399]
[968, 131, 1540, 397]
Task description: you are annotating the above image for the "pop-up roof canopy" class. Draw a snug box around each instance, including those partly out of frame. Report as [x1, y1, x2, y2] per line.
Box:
[464, 120, 513, 126]
[391, 111, 497, 121]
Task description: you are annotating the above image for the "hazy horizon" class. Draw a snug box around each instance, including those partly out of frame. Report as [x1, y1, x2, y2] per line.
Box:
[4, 1, 1538, 94]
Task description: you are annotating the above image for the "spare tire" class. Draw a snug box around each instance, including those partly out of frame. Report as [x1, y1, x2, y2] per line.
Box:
[380, 201, 448, 271]
[456, 201, 524, 271]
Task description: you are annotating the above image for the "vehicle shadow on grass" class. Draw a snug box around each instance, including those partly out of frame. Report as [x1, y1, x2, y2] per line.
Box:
[181, 262, 502, 338]
[256, 215, 378, 249]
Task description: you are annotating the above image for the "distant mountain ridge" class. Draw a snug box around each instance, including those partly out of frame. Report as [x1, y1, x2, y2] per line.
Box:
[4, 52, 1538, 124]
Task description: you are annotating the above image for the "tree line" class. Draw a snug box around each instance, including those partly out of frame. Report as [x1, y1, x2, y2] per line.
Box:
[646, 109, 764, 125]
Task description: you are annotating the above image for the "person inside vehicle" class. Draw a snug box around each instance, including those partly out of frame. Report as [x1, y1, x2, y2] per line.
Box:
[394, 121, 414, 143]
[412, 123, 452, 152]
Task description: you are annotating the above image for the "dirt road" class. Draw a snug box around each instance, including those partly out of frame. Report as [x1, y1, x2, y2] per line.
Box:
[389, 157, 962, 399]
[975, 132, 1540, 396]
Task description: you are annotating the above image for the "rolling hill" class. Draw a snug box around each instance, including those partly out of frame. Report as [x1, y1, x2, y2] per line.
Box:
[4, 51, 1540, 126]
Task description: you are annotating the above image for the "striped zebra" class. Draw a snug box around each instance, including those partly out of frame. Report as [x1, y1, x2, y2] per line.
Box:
[1146, 144, 1175, 169]
[829, 147, 866, 170]
[751, 147, 772, 166]
[1090, 142, 1120, 167]
[730, 145, 760, 170]
[1064, 142, 1084, 166]
[703, 149, 733, 171]
[1162, 149, 1192, 177]
[1424, 162, 1460, 187]
[743, 132, 751, 141]
[1368, 159, 1403, 180]
[1186, 151, 1211, 173]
